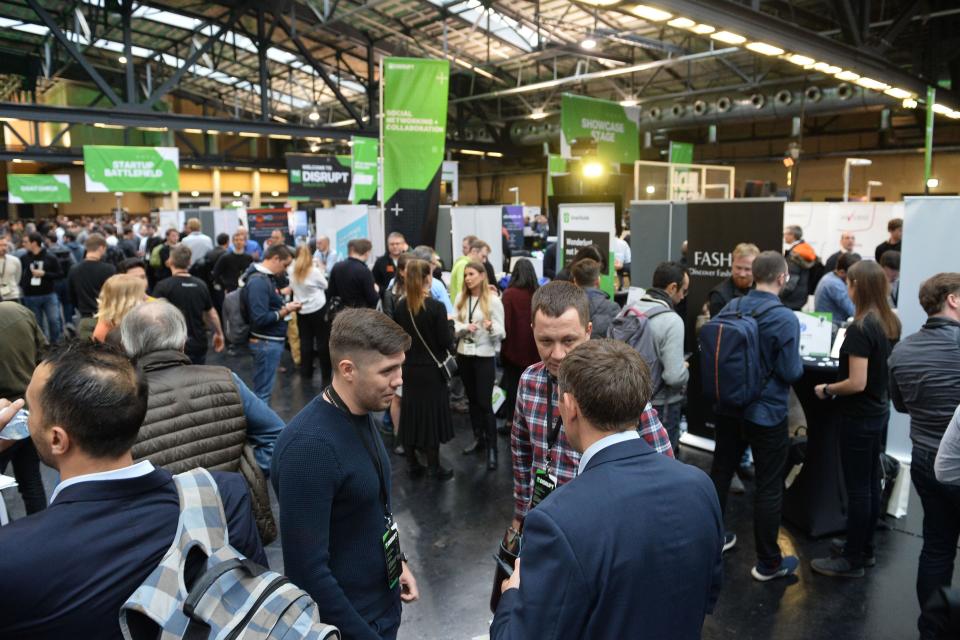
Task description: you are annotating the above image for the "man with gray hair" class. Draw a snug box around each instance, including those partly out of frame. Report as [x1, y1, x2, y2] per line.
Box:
[314, 234, 340, 269]
[121, 299, 284, 543]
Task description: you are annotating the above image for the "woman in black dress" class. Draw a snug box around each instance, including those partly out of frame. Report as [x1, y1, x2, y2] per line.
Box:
[394, 259, 456, 481]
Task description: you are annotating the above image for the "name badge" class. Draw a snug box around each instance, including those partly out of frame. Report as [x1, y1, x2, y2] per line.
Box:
[382, 522, 403, 589]
[530, 468, 557, 509]
[461, 338, 477, 356]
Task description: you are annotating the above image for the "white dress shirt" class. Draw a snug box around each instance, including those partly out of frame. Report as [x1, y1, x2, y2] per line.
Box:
[577, 430, 640, 476]
[50, 460, 155, 504]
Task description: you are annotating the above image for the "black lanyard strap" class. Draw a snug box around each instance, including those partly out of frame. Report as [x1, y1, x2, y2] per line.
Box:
[468, 295, 479, 322]
[325, 386, 392, 524]
[545, 377, 564, 465]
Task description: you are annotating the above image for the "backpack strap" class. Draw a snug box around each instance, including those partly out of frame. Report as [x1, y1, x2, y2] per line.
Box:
[172, 468, 230, 552]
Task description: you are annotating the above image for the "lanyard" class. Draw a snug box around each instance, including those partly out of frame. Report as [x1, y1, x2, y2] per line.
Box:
[324, 386, 392, 525]
[544, 377, 564, 466]
[468, 295, 479, 322]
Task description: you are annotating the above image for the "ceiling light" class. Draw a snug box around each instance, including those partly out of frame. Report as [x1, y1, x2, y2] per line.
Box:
[667, 17, 695, 29]
[746, 42, 784, 56]
[847, 158, 872, 167]
[902, 98, 918, 109]
[691, 24, 716, 34]
[459, 149, 485, 156]
[271, 190, 280, 197]
[581, 38, 597, 50]
[268, 134, 292, 140]
[884, 88, 913, 100]
[835, 70, 860, 81]
[138, 126, 167, 132]
[190, 190, 199, 197]
[307, 108, 320, 122]
[529, 109, 549, 120]
[577, 0, 620, 5]
[94, 122, 123, 129]
[183, 128, 203, 134]
[855, 77, 890, 91]
[927, 178, 940, 189]
[582, 160, 605, 179]
[631, 5, 673, 22]
[232, 191, 242, 197]
[206, 129, 220, 135]
[710, 31, 746, 45]
[487, 151, 504, 158]
[786, 54, 816, 66]
[948, 110, 960, 120]
[932, 103, 952, 115]
[11, 158, 23, 163]
[813, 62, 841, 74]
[238, 132, 260, 138]
[118, 55, 127, 64]
[72, 160, 83, 165]
[620, 98, 639, 107]
[645, 184, 656, 194]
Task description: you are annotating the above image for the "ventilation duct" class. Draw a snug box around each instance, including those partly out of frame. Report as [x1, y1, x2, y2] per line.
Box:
[648, 106, 662, 120]
[775, 90, 793, 106]
[750, 94, 766, 109]
[671, 103, 685, 117]
[693, 100, 708, 116]
[716, 97, 733, 113]
[805, 86, 823, 102]
[836, 83, 855, 100]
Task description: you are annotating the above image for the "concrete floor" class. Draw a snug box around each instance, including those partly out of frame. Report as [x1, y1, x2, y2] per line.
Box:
[3, 345, 955, 640]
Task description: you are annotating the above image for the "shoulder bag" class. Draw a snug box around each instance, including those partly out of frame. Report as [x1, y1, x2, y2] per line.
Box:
[407, 305, 458, 382]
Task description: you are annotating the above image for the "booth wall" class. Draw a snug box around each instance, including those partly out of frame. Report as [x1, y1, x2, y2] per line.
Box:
[628, 202, 686, 287]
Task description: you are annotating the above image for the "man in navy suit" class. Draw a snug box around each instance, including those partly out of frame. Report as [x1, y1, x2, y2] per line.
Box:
[0, 341, 265, 640]
[491, 339, 723, 640]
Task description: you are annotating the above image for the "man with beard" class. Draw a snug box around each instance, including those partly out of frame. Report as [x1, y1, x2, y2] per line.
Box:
[707, 243, 760, 318]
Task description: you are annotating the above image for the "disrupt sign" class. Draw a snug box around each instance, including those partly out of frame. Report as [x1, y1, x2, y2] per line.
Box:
[286, 155, 352, 200]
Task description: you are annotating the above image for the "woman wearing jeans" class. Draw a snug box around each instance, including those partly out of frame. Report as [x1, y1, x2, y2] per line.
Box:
[811, 260, 901, 578]
[288, 244, 327, 381]
[455, 262, 505, 469]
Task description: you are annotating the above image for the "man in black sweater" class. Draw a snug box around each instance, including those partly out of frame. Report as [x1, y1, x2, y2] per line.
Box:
[327, 238, 379, 309]
[875, 217, 903, 262]
[272, 308, 419, 640]
[212, 231, 255, 294]
[372, 232, 407, 296]
[20, 232, 63, 343]
[67, 233, 116, 341]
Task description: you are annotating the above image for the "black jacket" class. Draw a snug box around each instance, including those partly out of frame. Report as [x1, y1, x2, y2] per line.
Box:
[19, 249, 62, 296]
[372, 253, 398, 295]
[327, 257, 378, 309]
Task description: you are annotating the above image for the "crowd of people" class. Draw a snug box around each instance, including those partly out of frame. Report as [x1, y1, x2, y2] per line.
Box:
[0, 210, 957, 640]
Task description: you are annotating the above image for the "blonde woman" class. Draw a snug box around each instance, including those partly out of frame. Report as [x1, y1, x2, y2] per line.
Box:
[454, 261, 505, 469]
[92, 274, 148, 344]
[288, 243, 328, 380]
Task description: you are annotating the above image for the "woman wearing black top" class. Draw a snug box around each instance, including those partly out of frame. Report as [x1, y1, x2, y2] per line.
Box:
[394, 259, 456, 481]
[811, 260, 901, 578]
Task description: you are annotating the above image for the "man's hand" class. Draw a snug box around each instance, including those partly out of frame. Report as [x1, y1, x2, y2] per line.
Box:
[501, 559, 520, 593]
[399, 560, 419, 603]
[213, 332, 225, 353]
[467, 323, 478, 333]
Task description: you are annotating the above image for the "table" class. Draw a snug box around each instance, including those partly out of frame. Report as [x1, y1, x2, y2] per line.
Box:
[782, 357, 849, 538]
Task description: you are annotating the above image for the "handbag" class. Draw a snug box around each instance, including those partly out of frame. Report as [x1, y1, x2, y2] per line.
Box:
[407, 305, 458, 382]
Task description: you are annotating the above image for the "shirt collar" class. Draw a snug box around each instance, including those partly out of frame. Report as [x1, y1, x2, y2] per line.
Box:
[50, 460, 155, 504]
[577, 430, 639, 475]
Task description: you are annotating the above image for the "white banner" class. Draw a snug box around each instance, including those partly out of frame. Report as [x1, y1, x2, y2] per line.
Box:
[315, 205, 380, 268]
[450, 205, 505, 277]
[557, 202, 617, 296]
[783, 202, 903, 262]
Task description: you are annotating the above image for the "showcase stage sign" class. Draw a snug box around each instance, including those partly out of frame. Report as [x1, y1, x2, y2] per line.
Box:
[560, 94, 639, 166]
[287, 155, 352, 200]
[83, 145, 179, 192]
[8, 174, 71, 203]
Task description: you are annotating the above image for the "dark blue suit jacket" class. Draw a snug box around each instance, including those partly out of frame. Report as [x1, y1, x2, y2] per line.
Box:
[491, 438, 724, 640]
[0, 469, 266, 640]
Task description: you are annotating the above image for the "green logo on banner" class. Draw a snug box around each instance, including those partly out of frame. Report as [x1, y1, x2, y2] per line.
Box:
[563, 212, 570, 224]
[83, 145, 179, 192]
[561, 94, 640, 166]
[351, 136, 379, 204]
[382, 57, 450, 204]
[8, 174, 72, 204]
[290, 169, 302, 184]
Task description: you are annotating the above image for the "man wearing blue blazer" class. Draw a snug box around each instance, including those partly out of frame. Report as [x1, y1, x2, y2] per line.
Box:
[0, 341, 265, 640]
[491, 339, 723, 640]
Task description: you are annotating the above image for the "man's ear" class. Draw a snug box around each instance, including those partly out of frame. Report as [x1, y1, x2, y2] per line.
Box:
[338, 358, 358, 382]
[584, 321, 593, 339]
[49, 425, 71, 457]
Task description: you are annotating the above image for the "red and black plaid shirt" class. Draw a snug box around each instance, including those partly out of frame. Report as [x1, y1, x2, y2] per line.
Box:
[511, 361, 674, 521]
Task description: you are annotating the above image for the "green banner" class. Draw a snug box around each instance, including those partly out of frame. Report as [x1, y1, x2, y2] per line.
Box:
[560, 94, 639, 166]
[83, 145, 179, 192]
[547, 154, 568, 197]
[381, 57, 449, 244]
[351, 136, 378, 204]
[669, 141, 694, 164]
[8, 174, 71, 204]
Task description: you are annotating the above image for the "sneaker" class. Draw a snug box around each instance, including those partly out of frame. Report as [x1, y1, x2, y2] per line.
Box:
[811, 556, 865, 578]
[751, 555, 799, 582]
[829, 538, 876, 567]
[722, 532, 737, 554]
[730, 475, 746, 494]
[394, 445, 405, 455]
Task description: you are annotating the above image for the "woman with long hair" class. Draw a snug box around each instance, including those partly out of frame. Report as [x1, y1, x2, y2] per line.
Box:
[811, 260, 901, 578]
[92, 274, 148, 344]
[288, 243, 328, 381]
[393, 259, 456, 481]
[499, 259, 540, 438]
[454, 261, 506, 469]
[381, 252, 412, 319]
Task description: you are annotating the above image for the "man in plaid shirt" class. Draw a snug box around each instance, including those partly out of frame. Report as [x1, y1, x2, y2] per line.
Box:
[511, 281, 673, 528]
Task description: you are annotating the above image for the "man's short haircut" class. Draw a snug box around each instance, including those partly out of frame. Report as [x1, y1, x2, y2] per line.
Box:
[751, 251, 788, 284]
[468, 239, 490, 253]
[571, 258, 601, 288]
[919, 272, 960, 316]
[121, 299, 188, 359]
[216, 232, 229, 246]
[118, 257, 146, 274]
[732, 243, 761, 260]
[348, 238, 372, 255]
[888, 218, 903, 232]
[531, 280, 590, 328]
[388, 232, 405, 242]
[169, 244, 192, 270]
[559, 339, 652, 432]
[786, 225, 803, 240]
[652, 261, 688, 290]
[329, 308, 411, 366]
[836, 252, 861, 273]
[39, 340, 148, 459]
[27, 231, 43, 246]
[879, 250, 900, 271]
[412, 245, 435, 262]
[263, 244, 292, 262]
[64, 232, 76, 242]
[186, 218, 201, 232]
[85, 233, 107, 253]
[462, 234, 478, 245]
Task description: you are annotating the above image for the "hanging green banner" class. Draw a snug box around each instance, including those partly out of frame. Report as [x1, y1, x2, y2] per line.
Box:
[381, 57, 449, 245]
[547, 154, 568, 197]
[8, 174, 72, 204]
[351, 136, 379, 204]
[669, 141, 694, 164]
[83, 145, 179, 192]
[560, 94, 640, 166]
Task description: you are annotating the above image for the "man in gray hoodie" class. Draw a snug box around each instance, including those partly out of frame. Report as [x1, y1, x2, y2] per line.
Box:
[571, 258, 620, 340]
[630, 261, 690, 453]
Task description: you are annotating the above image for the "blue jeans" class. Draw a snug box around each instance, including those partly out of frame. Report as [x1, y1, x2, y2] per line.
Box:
[838, 412, 886, 567]
[54, 279, 74, 327]
[653, 401, 683, 454]
[250, 339, 284, 405]
[912, 446, 960, 639]
[23, 292, 62, 343]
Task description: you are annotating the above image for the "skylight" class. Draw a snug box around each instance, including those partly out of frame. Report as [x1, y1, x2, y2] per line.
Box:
[426, 0, 537, 52]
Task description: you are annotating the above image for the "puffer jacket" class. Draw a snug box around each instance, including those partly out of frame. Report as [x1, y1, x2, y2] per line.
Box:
[132, 349, 277, 544]
[781, 241, 816, 310]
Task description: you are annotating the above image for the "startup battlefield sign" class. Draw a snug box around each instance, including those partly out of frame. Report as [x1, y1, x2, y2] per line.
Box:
[286, 155, 352, 200]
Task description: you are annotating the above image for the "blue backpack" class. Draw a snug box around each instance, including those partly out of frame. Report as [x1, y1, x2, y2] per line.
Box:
[698, 297, 782, 411]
